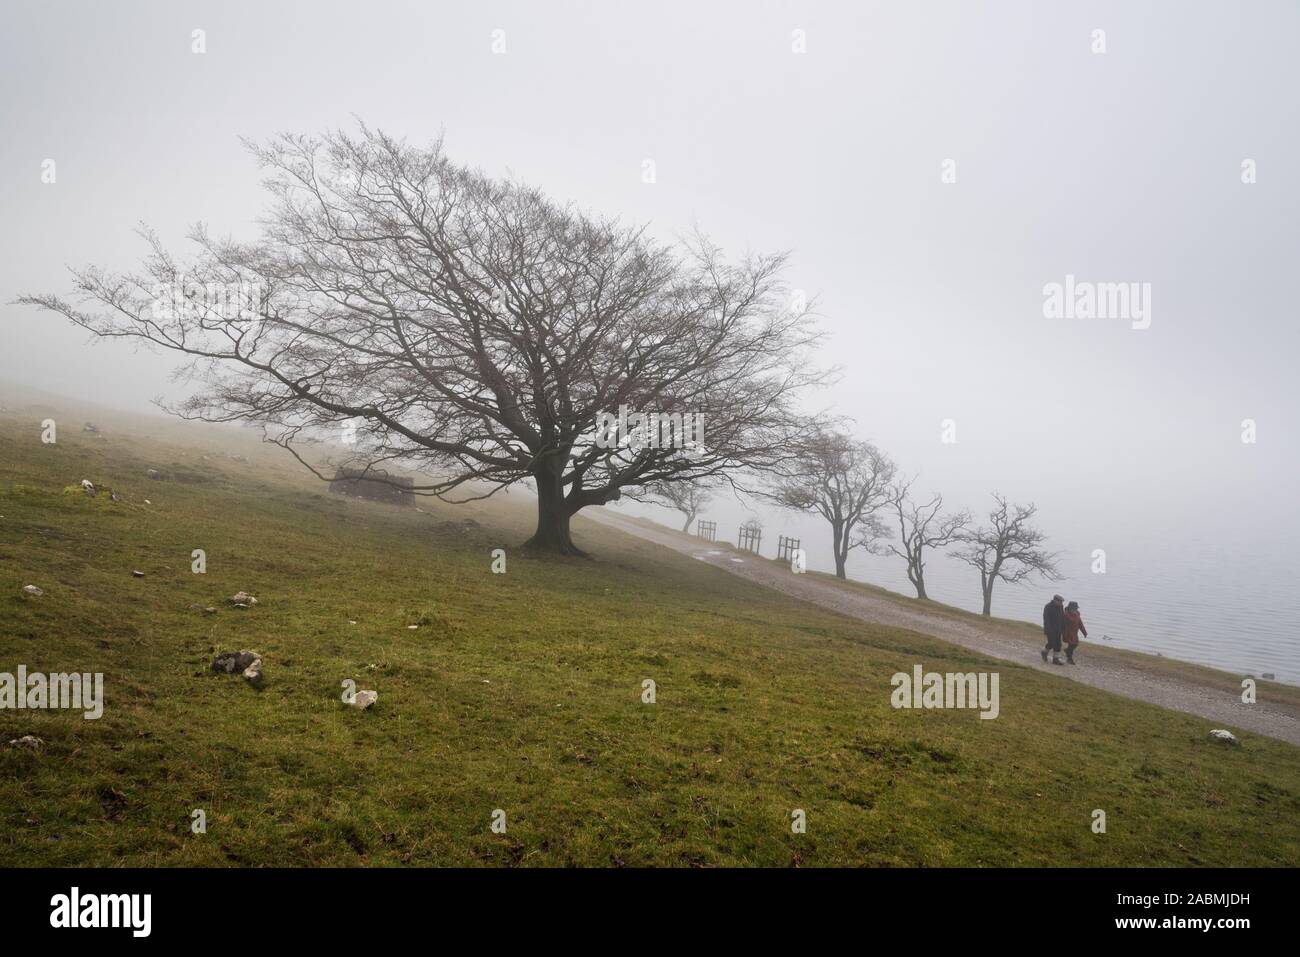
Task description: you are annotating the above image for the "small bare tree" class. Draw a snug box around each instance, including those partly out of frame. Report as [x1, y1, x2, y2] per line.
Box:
[769, 429, 896, 579]
[885, 478, 970, 600]
[21, 125, 828, 556]
[631, 479, 714, 533]
[951, 494, 1060, 616]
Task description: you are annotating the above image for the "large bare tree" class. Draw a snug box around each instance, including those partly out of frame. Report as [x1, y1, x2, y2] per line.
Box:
[951, 494, 1060, 616]
[22, 126, 827, 555]
[885, 478, 970, 600]
[769, 429, 896, 578]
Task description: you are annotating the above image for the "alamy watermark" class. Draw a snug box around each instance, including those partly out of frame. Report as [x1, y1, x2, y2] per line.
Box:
[891, 665, 999, 719]
[50, 887, 150, 937]
[1042, 274, 1151, 330]
[0, 666, 103, 719]
[594, 405, 705, 451]
[146, 279, 263, 322]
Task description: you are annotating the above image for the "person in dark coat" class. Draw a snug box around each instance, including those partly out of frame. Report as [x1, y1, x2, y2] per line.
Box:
[1042, 594, 1065, 665]
[1062, 601, 1088, 664]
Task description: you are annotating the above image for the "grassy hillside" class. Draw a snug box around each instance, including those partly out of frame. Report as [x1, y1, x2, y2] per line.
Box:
[1, 400, 1298, 867]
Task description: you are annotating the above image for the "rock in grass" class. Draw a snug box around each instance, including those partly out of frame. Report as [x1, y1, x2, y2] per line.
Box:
[131, 570, 145, 578]
[212, 651, 260, 675]
[146, 468, 164, 480]
[350, 690, 378, 710]
[22, 585, 44, 597]
[8, 735, 44, 751]
[80, 479, 96, 495]
[242, 657, 265, 689]
[228, 591, 259, 607]
[1209, 729, 1240, 746]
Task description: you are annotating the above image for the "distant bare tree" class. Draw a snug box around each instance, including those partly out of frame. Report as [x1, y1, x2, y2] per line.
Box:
[21, 125, 828, 555]
[632, 480, 714, 533]
[951, 494, 1060, 616]
[769, 429, 896, 578]
[885, 478, 970, 600]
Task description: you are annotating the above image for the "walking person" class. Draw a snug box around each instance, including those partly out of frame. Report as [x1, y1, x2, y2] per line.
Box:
[1042, 594, 1065, 665]
[1062, 600, 1088, 664]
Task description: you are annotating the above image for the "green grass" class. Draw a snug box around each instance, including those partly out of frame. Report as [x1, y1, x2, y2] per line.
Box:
[1, 400, 1298, 867]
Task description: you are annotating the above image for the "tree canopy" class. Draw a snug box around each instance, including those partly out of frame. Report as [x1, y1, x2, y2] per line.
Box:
[23, 126, 828, 554]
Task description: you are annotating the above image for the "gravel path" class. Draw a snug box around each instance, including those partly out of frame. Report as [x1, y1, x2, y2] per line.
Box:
[592, 512, 1300, 747]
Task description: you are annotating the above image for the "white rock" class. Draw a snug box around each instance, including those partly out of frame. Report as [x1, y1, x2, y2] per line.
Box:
[80, 479, 95, 495]
[22, 585, 44, 597]
[8, 735, 44, 751]
[1209, 729, 1240, 746]
[242, 657, 264, 688]
[350, 690, 378, 710]
[229, 591, 259, 606]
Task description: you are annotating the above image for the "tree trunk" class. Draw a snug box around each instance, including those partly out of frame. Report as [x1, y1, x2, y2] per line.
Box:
[681, 511, 695, 534]
[906, 558, 927, 599]
[831, 520, 847, 579]
[981, 560, 1000, 616]
[524, 461, 585, 556]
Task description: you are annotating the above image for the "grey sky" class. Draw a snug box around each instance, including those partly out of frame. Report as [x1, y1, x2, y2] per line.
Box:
[2, 0, 1297, 563]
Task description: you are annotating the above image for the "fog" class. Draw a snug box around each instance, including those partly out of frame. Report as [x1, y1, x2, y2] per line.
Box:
[3, 1, 1297, 643]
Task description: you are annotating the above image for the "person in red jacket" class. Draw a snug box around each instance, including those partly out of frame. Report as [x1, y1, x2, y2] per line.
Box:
[1062, 601, 1088, 664]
